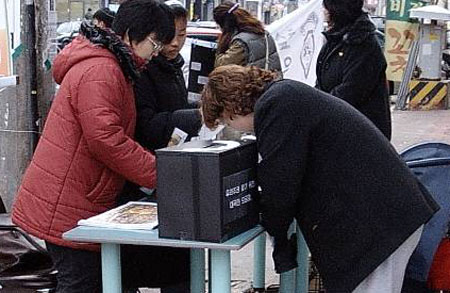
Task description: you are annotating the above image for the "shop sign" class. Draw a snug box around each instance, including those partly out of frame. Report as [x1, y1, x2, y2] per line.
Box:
[386, 0, 427, 22]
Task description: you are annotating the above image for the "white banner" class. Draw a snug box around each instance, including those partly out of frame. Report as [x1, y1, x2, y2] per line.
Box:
[266, 0, 323, 85]
[182, 0, 323, 87]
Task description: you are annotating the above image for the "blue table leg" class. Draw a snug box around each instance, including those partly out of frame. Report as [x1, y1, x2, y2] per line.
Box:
[190, 248, 205, 293]
[101, 243, 121, 293]
[295, 226, 309, 293]
[279, 222, 297, 293]
[210, 249, 231, 293]
[280, 269, 296, 293]
[253, 233, 266, 290]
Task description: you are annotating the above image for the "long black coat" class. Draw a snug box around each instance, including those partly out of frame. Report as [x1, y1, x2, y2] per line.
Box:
[316, 13, 392, 140]
[255, 80, 438, 293]
[134, 54, 201, 151]
[120, 55, 201, 289]
[119, 54, 202, 203]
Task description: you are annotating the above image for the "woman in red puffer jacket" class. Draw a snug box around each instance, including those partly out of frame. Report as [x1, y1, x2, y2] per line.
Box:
[12, 1, 175, 292]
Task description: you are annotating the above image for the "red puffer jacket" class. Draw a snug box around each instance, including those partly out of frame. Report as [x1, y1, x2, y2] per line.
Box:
[12, 35, 156, 251]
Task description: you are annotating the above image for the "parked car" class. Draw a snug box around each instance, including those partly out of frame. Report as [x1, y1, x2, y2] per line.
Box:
[181, 23, 221, 87]
[187, 21, 220, 42]
[187, 21, 218, 29]
[187, 26, 221, 42]
[56, 20, 81, 51]
[370, 15, 385, 34]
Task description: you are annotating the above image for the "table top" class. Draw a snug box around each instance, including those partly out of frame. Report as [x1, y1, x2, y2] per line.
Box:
[63, 225, 265, 250]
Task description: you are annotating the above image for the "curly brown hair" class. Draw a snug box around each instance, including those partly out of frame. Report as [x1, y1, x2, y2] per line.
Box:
[213, 2, 265, 54]
[201, 65, 278, 129]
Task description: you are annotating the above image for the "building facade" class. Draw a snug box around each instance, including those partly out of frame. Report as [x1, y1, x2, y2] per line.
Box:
[55, 0, 121, 23]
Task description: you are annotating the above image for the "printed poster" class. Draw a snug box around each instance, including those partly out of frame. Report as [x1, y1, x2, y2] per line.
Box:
[385, 20, 419, 81]
[266, 0, 324, 85]
[385, 0, 426, 81]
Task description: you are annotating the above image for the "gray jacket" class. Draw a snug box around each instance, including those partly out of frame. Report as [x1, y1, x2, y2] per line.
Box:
[233, 31, 281, 71]
[215, 31, 282, 73]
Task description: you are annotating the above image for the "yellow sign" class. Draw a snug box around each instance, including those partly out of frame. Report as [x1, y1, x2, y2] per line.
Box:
[385, 20, 419, 82]
[0, 29, 10, 76]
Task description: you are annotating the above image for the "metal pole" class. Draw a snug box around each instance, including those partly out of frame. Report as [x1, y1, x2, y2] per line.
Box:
[24, 0, 39, 151]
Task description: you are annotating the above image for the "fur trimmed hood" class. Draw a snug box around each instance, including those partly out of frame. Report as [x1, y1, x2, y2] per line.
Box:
[53, 22, 146, 84]
[323, 13, 376, 45]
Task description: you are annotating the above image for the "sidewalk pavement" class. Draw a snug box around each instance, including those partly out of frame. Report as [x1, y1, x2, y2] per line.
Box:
[141, 109, 450, 293]
[391, 110, 450, 152]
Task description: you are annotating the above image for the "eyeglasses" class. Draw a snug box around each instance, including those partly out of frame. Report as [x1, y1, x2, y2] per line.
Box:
[146, 36, 164, 52]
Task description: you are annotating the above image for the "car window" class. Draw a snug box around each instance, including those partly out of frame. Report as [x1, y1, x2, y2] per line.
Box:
[72, 22, 81, 32]
[57, 22, 72, 34]
[369, 16, 385, 33]
[57, 21, 81, 35]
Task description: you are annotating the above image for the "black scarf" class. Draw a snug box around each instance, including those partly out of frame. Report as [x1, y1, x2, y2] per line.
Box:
[80, 22, 141, 81]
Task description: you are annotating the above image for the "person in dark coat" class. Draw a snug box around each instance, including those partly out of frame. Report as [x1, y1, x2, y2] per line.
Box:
[201, 65, 439, 293]
[134, 54, 200, 151]
[316, 0, 392, 140]
[119, 0, 201, 201]
[119, 2, 200, 292]
[134, 0, 201, 151]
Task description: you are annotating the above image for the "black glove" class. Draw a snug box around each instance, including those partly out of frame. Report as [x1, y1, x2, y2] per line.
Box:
[272, 233, 298, 274]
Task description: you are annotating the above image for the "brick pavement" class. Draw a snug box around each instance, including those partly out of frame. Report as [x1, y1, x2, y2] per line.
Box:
[391, 109, 450, 152]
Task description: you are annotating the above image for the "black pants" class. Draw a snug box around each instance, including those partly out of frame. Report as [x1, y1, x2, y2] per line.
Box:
[47, 242, 189, 293]
[121, 245, 190, 292]
[46, 242, 102, 293]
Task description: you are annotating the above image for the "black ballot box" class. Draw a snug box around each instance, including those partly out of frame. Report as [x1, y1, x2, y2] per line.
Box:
[156, 139, 259, 242]
[187, 39, 217, 104]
